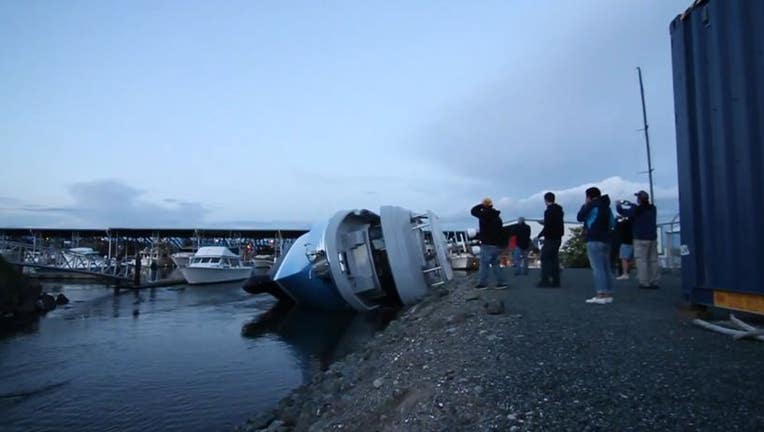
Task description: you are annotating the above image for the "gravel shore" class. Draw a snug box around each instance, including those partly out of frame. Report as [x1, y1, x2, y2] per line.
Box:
[240, 269, 764, 432]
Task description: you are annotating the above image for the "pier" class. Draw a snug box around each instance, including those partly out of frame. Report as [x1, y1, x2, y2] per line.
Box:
[0, 227, 309, 287]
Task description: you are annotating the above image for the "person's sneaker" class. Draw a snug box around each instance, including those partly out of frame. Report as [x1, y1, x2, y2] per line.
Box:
[475, 284, 489, 290]
[638, 284, 652, 289]
[494, 283, 508, 290]
[585, 296, 613, 304]
[616, 274, 629, 280]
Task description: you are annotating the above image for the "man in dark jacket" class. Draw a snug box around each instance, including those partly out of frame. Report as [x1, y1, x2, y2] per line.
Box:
[471, 198, 508, 289]
[507, 217, 531, 276]
[537, 192, 564, 287]
[616, 190, 659, 288]
[577, 187, 616, 304]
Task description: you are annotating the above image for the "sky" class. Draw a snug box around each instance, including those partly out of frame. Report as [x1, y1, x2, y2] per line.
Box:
[0, 0, 691, 230]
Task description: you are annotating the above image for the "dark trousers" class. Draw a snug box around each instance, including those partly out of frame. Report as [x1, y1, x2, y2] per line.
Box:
[540, 237, 561, 285]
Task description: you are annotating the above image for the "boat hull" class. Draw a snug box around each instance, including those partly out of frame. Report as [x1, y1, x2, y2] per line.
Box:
[180, 267, 252, 285]
[265, 206, 453, 311]
[272, 227, 352, 310]
[170, 253, 193, 268]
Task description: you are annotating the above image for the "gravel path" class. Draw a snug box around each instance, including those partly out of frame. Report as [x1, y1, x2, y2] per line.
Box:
[240, 268, 764, 432]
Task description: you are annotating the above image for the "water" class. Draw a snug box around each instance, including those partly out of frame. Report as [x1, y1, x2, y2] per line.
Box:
[0, 281, 387, 432]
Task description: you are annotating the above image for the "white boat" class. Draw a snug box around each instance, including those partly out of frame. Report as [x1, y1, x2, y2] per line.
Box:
[170, 251, 195, 268]
[447, 231, 478, 271]
[250, 254, 275, 271]
[180, 246, 253, 285]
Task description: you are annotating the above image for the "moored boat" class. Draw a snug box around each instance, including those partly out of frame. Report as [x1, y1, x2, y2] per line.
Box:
[180, 246, 253, 285]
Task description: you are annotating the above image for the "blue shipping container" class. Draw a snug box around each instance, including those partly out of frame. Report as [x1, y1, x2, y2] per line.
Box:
[669, 0, 764, 314]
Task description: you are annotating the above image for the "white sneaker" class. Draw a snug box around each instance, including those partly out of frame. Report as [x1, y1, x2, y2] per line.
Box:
[585, 296, 613, 304]
[616, 274, 629, 280]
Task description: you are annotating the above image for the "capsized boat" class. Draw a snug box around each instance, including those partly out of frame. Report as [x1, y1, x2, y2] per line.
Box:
[243, 206, 453, 311]
[180, 246, 253, 285]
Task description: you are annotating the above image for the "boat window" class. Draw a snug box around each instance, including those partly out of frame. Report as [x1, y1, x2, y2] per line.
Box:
[191, 258, 201, 264]
[201, 258, 211, 263]
[220, 258, 229, 265]
[210, 258, 220, 263]
[230, 259, 240, 266]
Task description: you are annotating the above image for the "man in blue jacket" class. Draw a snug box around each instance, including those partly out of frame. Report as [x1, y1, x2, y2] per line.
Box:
[616, 190, 659, 289]
[471, 198, 508, 290]
[577, 187, 616, 304]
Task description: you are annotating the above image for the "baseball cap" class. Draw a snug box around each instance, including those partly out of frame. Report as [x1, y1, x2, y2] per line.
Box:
[634, 190, 649, 200]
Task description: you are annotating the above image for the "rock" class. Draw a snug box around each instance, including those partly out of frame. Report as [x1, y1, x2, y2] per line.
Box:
[373, 378, 384, 389]
[35, 293, 57, 312]
[484, 300, 505, 315]
[55, 293, 70, 305]
[446, 313, 468, 325]
[265, 419, 285, 431]
[247, 412, 276, 430]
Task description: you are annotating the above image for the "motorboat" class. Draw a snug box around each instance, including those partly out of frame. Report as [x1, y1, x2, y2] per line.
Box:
[447, 231, 479, 271]
[242, 206, 453, 311]
[180, 246, 253, 285]
[170, 246, 196, 268]
[170, 251, 194, 268]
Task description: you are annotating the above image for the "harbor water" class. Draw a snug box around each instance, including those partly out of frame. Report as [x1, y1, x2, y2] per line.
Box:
[0, 281, 388, 432]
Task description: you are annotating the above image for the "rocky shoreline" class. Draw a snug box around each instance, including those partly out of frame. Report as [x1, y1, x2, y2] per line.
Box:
[1, 256, 68, 333]
[239, 270, 764, 432]
[240, 275, 510, 432]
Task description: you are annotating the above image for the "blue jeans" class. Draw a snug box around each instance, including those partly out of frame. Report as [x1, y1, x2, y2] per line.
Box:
[512, 248, 528, 275]
[478, 244, 506, 286]
[587, 241, 614, 294]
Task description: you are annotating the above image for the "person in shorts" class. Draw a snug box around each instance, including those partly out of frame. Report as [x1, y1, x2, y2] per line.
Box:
[616, 216, 633, 280]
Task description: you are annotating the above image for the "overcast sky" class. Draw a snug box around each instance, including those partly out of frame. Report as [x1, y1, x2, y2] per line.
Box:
[0, 0, 690, 229]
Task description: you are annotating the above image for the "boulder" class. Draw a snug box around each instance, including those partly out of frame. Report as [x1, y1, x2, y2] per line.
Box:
[55, 293, 70, 305]
[36, 293, 57, 312]
[484, 300, 505, 315]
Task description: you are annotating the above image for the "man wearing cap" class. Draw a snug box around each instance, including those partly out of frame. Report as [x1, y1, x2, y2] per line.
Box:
[616, 191, 659, 288]
[471, 198, 508, 289]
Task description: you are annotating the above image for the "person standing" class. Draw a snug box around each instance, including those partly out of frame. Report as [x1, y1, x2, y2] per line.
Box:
[537, 192, 564, 287]
[577, 187, 616, 304]
[471, 198, 508, 289]
[616, 216, 634, 280]
[507, 217, 531, 276]
[616, 191, 659, 288]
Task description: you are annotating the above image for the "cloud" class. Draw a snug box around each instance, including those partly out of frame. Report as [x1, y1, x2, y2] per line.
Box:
[437, 176, 679, 230]
[416, 0, 681, 198]
[0, 197, 21, 205]
[0, 179, 210, 228]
